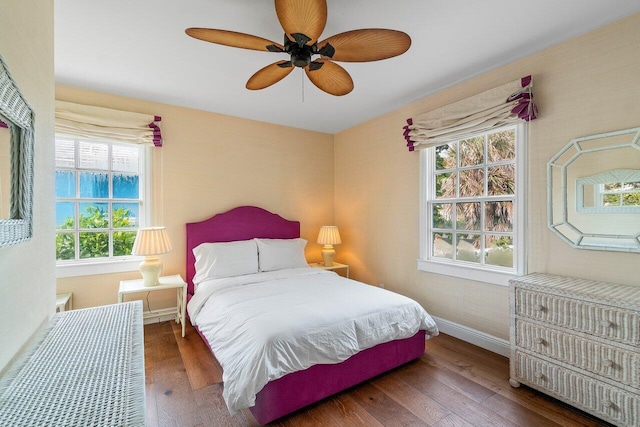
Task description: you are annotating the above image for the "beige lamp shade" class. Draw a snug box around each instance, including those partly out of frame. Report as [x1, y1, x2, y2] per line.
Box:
[132, 227, 173, 256]
[132, 227, 172, 286]
[317, 226, 342, 246]
[317, 226, 341, 267]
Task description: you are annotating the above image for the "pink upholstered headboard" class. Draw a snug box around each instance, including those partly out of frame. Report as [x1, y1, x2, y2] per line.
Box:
[185, 206, 300, 295]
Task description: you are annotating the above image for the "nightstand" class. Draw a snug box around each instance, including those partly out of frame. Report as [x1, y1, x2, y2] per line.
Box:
[309, 262, 350, 278]
[118, 274, 187, 337]
[55, 293, 73, 312]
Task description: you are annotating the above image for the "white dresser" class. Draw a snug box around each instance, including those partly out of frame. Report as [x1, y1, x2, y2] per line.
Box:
[509, 273, 640, 426]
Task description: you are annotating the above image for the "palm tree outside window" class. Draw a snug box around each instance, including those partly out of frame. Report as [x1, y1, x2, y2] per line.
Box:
[419, 124, 526, 285]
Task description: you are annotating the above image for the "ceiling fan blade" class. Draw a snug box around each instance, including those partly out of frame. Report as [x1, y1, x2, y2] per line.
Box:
[275, 0, 327, 45]
[305, 60, 353, 96]
[319, 29, 411, 62]
[246, 61, 295, 90]
[186, 28, 284, 52]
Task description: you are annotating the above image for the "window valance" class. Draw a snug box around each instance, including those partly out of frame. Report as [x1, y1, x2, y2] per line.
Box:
[403, 76, 537, 151]
[55, 101, 162, 146]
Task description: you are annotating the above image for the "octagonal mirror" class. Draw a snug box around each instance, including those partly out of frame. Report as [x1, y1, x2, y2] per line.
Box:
[547, 127, 640, 252]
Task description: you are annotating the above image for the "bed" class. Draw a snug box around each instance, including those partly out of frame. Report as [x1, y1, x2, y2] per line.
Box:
[185, 206, 438, 424]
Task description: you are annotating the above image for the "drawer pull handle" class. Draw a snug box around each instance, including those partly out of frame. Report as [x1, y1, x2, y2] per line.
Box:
[534, 371, 544, 380]
[602, 399, 614, 409]
[603, 359, 614, 368]
[534, 337, 546, 345]
[601, 320, 613, 328]
[534, 304, 545, 312]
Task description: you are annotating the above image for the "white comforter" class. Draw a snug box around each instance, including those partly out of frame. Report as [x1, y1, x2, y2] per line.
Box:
[187, 267, 438, 414]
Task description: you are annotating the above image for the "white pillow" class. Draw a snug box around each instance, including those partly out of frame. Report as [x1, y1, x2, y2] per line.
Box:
[256, 238, 308, 272]
[192, 239, 259, 284]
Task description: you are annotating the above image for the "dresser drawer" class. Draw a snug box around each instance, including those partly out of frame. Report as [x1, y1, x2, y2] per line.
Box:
[514, 288, 640, 346]
[516, 320, 640, 388]
[514, 351, 640, 426]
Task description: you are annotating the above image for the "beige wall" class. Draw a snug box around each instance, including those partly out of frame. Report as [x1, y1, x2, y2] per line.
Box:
[0, 0, 55, 371]
[335, 13, 640, 340]
[55, 86, 335, 310]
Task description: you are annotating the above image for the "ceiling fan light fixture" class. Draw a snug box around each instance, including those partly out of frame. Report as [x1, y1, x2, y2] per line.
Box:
[186, 0, 410, 96]
[292, 50, 312, 68]
[284, 36, 314, 68]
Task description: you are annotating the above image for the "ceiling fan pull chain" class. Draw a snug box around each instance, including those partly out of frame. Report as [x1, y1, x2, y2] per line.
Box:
[301, 68, 305, 103]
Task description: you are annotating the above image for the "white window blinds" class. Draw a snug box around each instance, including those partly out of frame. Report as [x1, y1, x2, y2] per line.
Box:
[55, 101, 162, 146]
[403, 76, 537, 151]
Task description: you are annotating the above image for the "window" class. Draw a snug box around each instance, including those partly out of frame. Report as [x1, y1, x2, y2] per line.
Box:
[419, 124, 525, 286]
[575, 169, 640, 214]
[595, 181, 640, 208]
[55, 137, 149, 274]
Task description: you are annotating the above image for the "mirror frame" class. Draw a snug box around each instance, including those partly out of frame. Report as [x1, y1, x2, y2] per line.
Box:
[0, 53, 34, 247]
[547, 127, 640, 253]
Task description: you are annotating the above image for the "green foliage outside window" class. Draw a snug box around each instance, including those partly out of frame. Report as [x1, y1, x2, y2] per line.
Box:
[435, 130, 515, 238]
[56, 206, 137, 260]
[603, 192, 640, 207]
[431, 129, 518, 267]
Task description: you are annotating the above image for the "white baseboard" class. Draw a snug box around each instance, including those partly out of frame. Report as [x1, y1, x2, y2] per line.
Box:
[431, 316, 510, 357]
[142, 307, 179, 325]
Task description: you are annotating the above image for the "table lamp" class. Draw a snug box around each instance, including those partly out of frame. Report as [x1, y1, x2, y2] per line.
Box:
[131, 226, 173, 286]
[317, 226, 342, 267]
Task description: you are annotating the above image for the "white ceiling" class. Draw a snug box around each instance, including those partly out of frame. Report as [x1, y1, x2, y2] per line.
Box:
[55, 1, 640, 134]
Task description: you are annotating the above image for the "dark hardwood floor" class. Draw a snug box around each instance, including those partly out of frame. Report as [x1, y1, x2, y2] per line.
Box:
[144, 321, 611, 427]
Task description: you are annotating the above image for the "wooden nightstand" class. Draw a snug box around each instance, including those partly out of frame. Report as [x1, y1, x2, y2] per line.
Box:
[309, 262, 350, 278]
[118, 274, 187, 337]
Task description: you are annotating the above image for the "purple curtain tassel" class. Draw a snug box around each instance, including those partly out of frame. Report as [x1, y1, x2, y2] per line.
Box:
[404, 118, 415, 151]
[149, 120, 163, 147]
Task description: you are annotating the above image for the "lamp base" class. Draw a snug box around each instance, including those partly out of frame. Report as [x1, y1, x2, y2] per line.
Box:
[321, 245, 335, 267]
[140, 256, 163, 286]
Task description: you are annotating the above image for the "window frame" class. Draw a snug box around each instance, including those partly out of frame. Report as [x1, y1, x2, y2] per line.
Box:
[418, 124, 527, 286]
[55, 137, 152, 278]
[596, 181, 640, 208]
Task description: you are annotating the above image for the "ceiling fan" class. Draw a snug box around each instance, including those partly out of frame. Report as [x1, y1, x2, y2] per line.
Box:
[185, 0, 411, 96]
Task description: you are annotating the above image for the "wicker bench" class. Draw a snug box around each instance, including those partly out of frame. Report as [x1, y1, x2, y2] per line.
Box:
[0, 302, 145, 426]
